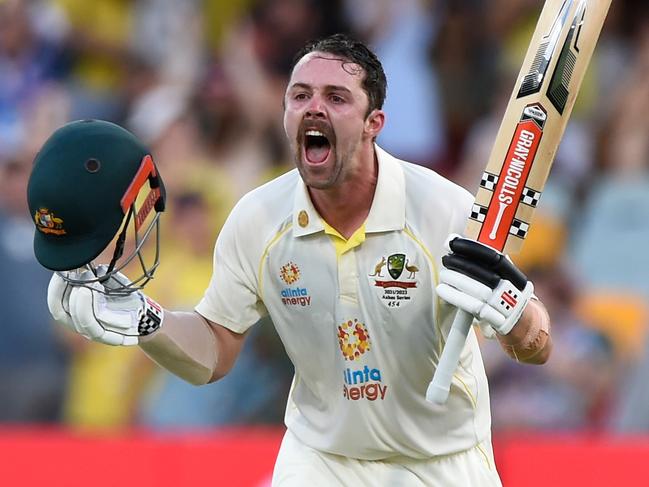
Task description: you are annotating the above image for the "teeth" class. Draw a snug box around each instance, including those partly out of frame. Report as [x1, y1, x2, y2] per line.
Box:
[305, 130, 325, 137]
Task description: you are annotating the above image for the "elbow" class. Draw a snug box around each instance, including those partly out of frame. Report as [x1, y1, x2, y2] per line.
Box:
[171, 363, 221, 386]
[518, 334, 553, 365]
[179, 371, 213, 386]
[206, 361, 235, 384]
[207, 370, 226, 384]
[530, 336, 553, 365]
[187, 376, 210, 386]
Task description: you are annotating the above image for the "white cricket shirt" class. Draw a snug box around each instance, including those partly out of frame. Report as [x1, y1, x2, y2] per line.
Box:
[196, 146, 492, 460]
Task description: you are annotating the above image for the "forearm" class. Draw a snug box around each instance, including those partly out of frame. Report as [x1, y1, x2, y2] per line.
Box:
[139, 311, 219, 385]
[497, 298, 552, 364]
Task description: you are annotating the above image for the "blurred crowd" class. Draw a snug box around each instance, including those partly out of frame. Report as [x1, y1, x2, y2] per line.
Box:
[1, 0, 649, 435]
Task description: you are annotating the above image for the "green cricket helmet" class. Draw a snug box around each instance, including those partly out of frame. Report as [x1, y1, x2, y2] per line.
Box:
[27, 119, 165, 294]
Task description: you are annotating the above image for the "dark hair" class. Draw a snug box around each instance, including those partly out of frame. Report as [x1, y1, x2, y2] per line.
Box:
[290, 33, 387, 116]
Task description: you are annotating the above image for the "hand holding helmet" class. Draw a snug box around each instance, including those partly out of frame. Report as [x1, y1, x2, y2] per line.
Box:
[28, 119, 165, 291]
[29, 119, 167, 345]
[48, 267, 163, 346]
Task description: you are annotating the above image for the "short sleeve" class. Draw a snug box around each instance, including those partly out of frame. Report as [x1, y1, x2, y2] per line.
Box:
[195, 206, 267, 333]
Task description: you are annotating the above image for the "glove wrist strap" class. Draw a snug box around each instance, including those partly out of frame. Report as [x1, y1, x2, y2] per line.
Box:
[137, 295, 164, 336]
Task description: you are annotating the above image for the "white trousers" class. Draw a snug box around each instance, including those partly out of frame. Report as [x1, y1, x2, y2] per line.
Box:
[271, 430, 502, 487]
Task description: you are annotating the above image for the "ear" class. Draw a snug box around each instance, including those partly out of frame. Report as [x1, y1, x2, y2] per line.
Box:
[364, 109, 385, 140]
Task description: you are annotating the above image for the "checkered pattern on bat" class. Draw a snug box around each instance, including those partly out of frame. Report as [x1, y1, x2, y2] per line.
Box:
[470, 204, 488, 223]
[521, 187, 541, 207]
[480, 172, 499, 191]
[509, 219, 529, 238]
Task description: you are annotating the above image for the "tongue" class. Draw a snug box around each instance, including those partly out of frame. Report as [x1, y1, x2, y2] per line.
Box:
[306, 145, 330, 164]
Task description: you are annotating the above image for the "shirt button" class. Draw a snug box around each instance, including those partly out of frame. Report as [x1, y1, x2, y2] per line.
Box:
[298, 210, 309, 227]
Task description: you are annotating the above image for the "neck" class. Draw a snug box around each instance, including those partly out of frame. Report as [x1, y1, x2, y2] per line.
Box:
[308, 144, 378, 239]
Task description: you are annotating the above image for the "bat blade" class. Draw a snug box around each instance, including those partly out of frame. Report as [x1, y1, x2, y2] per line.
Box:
[427, 0, 612, 405]
[466, 0, 610, 255]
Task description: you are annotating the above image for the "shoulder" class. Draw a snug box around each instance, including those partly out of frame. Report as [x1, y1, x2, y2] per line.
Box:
[400, 160, 474, 215]
[232, 169, 299, 220]
[393, 158, 474, 245]
[376, 145, 472, 211]
[402, 162, 472, 202]
[219, 169, 298, 247]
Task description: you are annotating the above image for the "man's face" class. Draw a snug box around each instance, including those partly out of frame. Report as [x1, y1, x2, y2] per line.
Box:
[283, 52, 381, 189]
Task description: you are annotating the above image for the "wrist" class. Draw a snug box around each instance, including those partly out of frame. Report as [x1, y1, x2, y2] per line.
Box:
[497, 299, 551, 363]
[138, 311, 218, 385]
[137, 294, 164, 337]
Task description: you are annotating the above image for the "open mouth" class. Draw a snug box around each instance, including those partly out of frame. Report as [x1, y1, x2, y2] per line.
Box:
[303, 130, 331, 165]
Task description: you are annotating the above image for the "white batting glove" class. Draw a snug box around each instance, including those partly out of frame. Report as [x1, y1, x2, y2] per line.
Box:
[436, 235, 534, 335]
[47, 271, 77, 331]
[47, 268, 163, 346]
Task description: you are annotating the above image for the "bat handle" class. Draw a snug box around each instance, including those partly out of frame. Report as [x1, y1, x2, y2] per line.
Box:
[426, 309, 474, 404]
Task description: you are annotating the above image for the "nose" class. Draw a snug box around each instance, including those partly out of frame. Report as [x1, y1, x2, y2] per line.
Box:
[305, 95, 326, 119]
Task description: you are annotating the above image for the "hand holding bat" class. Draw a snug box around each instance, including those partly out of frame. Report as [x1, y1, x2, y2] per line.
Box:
[427, 0, 612, 404]
[436, 236, 534, 336]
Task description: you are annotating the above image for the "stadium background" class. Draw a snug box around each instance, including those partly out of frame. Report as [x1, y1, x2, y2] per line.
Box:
[1, 0, 649, 484]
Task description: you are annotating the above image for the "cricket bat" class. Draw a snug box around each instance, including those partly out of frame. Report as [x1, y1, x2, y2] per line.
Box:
[426, 0, 612, 404]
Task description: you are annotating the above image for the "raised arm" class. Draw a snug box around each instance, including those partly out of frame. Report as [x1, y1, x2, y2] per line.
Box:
[47, 270, 248, 386]
[139, 311, 247, 385]
[436, 235, 552, 365]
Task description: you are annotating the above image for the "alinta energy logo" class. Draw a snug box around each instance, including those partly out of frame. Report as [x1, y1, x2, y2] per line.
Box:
[343, 365, 388, 401]
[279, 261, 311, 307]
[338, 319, 387, 401]
[337, 319, 371, 361]
[280, 261, 300, 284]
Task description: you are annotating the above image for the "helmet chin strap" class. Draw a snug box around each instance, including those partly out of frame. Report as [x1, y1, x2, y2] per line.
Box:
[60, 208, 161, 296]
[102, 208, 134, 280]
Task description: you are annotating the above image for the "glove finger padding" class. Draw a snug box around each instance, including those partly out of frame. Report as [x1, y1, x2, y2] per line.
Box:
[439, 269, 493, 301]
[442, 254, 500, 288]
[98, 292, 146, 331]
[436, 282, 486, 316]
[69, 285, 109, 342]
[47, 272, 75, 329]
[57, 265, 164, 346]
[436, 271, 508, 331]
[69, 285, 144, 346]
[437, 236, 534, 335]
[448, 236, 528, 290]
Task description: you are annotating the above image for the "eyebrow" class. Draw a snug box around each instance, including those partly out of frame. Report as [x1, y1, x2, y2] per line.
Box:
[288, 83, 353, 94]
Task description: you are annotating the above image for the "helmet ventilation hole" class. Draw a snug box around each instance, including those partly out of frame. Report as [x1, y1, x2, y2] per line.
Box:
[85, 158, 101, 173]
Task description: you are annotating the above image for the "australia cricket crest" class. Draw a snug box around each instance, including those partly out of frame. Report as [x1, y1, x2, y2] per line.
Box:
[368, 252, 420, 309]
[387, 253, 405, 279]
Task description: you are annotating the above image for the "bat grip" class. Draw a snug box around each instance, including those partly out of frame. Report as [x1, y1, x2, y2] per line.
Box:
[426, 309, 474, 404]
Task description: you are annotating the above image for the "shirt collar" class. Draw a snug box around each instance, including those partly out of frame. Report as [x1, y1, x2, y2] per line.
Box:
[292, 144, 406, 237]
[365, 145, 406, 233]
